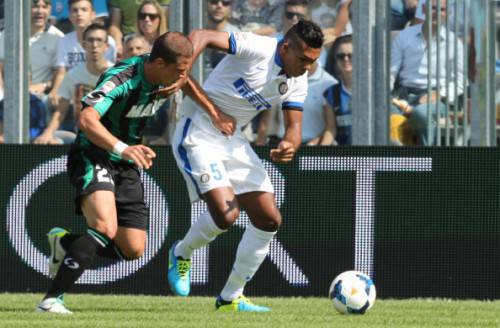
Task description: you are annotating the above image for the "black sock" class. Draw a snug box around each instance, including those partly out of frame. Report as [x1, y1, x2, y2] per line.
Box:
[97, 242, 123, 260]
[45, 229, 110, 299]
[60, 233, 80, 250]
[61, 232, 121, 260]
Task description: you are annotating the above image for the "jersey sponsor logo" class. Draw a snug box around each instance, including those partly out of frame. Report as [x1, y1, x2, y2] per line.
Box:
[279, 82, 288, 95]
[125, 99, 161, 118]
[233, 78, 272, 111]
[100, 81, 117, 94]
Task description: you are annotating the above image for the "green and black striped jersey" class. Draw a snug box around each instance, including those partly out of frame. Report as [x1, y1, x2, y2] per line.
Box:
[76, 54, 163, 161]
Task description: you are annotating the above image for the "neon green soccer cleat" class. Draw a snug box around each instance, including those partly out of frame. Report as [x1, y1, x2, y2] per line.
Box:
[215, 295, 271, 312]
[47, 227, 69, 279]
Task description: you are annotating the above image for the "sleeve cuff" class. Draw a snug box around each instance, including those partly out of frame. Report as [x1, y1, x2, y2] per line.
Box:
[228, 32, 237, 55]
[282, 101, 304, 111]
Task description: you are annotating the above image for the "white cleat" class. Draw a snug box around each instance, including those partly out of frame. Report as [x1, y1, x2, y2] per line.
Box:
[47, 227, 69, 279]
[36, 297, 72, 314]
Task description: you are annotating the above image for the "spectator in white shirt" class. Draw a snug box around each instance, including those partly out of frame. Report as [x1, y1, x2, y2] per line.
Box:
[0, 0, 64, 99]
[35, 23, 113, 144]
[390, 0, 464, 145]
[50, 0, 117, 108]
[300, 61, 337, 145]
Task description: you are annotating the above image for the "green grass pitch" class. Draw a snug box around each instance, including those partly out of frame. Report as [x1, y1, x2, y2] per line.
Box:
[1, 293, 499, 327]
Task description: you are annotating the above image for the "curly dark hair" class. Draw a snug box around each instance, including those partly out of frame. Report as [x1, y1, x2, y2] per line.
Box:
[284, 19, 324, 49]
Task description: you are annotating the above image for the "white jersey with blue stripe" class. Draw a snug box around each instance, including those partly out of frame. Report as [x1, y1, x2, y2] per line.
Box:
[199, 32, 308, 127]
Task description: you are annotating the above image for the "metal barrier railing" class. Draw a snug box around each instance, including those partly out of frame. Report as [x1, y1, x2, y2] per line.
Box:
[354, 0, 496, 146]
[3, 0, 496, 146]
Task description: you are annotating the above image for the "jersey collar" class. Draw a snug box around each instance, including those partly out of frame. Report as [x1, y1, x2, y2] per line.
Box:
[274, 38, 290, 77]
[274, 38, 284, 68]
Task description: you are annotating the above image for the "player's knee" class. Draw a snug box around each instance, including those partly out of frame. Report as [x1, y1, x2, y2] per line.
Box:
[212, 207, 240, 230]
[120, 245, 145, 260]
[260, 211, 282, 232]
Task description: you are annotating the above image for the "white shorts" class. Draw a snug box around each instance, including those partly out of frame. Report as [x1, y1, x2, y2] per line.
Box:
[172, 116, 274, 203]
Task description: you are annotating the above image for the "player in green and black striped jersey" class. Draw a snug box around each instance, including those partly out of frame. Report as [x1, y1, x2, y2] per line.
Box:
[37, 31, 194, 314]
[74, 54, 165, 162]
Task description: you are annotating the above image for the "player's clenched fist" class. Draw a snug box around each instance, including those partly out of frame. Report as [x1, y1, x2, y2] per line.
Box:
[270, 140, 296, 163]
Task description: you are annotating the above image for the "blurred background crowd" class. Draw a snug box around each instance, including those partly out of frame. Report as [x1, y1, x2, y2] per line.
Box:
[0, 0, 498, 146]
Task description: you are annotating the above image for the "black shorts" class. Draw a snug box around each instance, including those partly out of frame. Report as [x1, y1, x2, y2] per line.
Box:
[67, 146, 148, 230]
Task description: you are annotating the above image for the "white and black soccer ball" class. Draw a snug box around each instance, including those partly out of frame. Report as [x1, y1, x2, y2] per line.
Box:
[329, 270, 376, 314]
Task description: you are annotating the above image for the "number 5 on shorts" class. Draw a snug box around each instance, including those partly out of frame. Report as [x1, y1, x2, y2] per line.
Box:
[210, 163, 223, 181]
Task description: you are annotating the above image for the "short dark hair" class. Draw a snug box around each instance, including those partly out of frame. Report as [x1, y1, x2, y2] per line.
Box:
[82, 22, 108, 41]
[284, 0, 309, 8]
[284, 20, 324, 49]
[32, 0, 51, 5]
[149, 31, 193, 64]
[68, 0, 94, 9]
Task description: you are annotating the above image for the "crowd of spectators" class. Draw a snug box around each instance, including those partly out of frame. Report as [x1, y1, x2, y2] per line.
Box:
[0, 0, 478, 146]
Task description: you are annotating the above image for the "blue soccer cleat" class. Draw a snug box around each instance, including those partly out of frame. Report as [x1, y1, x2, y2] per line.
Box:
[215, 295, 271, 312]
[167, 240, 191, 296]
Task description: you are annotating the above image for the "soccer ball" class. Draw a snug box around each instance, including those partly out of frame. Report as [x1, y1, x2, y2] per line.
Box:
[329, 270, 376, 314]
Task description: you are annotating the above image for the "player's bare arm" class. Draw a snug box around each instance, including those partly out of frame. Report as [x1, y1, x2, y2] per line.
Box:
[182, 76, 236, 136]
[188, 29, 231, 62]
[270, 109, 302, 163]
[152, 30, 230, 98]
[78, 107, 156, 169]
[34, 99, 71, 144]
[48, 67, 66, 107]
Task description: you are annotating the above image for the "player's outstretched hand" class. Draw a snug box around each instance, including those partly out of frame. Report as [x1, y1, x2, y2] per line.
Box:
[150, 75, 189, 98]
[212, 111, 236, 136]
[122, 145, 157, 169]
[270, 140, 296, 163]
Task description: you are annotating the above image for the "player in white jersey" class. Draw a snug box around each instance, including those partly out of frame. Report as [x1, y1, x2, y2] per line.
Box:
[167, 20, 324, 312]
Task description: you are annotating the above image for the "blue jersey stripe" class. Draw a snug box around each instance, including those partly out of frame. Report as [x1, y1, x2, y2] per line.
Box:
[228, 33, 237, 55]
[233, 77, 272, 111]
[177, 118, 201, 196]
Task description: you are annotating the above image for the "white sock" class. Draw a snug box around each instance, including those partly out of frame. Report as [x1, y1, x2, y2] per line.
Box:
[220, 223, 276, 301]
[174, 210, 225, 259]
